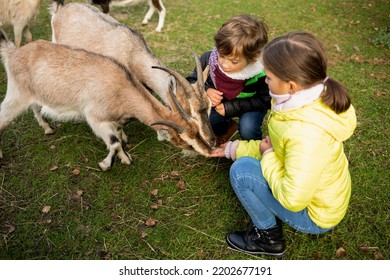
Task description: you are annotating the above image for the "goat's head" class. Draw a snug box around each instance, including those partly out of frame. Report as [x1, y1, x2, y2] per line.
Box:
[150, 77, 213, 156]
[152, 52, 216, 150]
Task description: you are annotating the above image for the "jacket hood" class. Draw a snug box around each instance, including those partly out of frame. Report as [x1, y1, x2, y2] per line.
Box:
[271, 100, 357, 142]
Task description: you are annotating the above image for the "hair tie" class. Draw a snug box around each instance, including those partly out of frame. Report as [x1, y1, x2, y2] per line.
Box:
[323, 76, 329, 84]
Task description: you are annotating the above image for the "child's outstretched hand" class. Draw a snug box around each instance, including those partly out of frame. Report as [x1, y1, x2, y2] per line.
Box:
[208, 142, 228, 157]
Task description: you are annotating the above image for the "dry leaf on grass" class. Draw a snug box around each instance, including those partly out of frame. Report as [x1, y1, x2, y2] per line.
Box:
[145, 218, 156, 227]
[49, 165, 58, 171]
[72, 168, 80, 175]
[374, 251, 384, 260]
[359, 243, 379, 252]
[150, 189, 159, 196]
[140, 180, 147, 188]
[42, 205, 51, 213]
[177, 180, 186, 190]
[336, 246, 347, 258]
[170, 170, 181, 179]
[75, 190, 84, 197]
[0, 223, 15, 236]
[151, 199, 163, 209]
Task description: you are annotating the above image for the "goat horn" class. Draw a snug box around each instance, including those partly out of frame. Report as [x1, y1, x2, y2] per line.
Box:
[168, 80, 191, 122]
[191, 52, 206, 97]
[150, 121, 185, 134]
[203, 65, 210, 84]
[152, 65, 193, 99]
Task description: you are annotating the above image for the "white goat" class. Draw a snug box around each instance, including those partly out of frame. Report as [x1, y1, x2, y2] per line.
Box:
[50, 1, 215, 149]
[0, 0, 43, 48]
[90, 0, 166, 32]
[0, 30, 212, 171]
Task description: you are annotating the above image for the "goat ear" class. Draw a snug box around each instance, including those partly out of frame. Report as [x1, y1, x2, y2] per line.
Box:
[167, 75, 176, 95]
[156, 129, 172, 142]
[150, 121, 185, 133]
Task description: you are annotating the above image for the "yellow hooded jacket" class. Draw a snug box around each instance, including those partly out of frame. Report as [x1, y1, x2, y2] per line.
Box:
[235, 100, 357, 228]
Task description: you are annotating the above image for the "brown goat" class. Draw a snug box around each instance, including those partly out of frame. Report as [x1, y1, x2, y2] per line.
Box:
[50, 1, 216, 150]
[0, 30, 212, 171]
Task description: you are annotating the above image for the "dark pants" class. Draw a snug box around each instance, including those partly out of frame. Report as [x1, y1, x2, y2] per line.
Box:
[209, 107, 266, 140]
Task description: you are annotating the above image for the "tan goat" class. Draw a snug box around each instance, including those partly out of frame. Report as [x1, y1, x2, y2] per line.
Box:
[0, 30, 212, 171]
[0, 0, 43, 48]
[50, 1, 216, 150]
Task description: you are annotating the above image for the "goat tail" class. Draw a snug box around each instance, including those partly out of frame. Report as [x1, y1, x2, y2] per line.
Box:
[50, 0, 65, 15]
[0, 29, 15, 67]
[0, 30, 7, 45]
[0, 29, 15, 49]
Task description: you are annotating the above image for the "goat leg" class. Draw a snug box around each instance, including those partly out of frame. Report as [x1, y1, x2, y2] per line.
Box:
[31, 105, 55, 134]
[87, 120, 132, 170]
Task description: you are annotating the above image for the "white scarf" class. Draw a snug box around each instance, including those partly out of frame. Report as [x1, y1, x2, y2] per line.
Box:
[271, 84, 324, 111]
[220, 59, 264, 80]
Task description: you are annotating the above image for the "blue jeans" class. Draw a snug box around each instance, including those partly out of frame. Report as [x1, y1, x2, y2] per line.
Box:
[210, 108, 266, 140]
[229, 156, 332, 234]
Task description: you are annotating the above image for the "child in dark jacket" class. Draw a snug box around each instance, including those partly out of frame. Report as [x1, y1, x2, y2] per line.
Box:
[187, 14, 271, 145]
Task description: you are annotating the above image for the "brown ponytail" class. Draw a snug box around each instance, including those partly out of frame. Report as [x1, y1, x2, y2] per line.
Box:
[321, 78, 351, 114]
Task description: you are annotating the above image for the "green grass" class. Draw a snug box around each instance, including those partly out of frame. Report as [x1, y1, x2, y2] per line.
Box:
[0, 0, 389, 260]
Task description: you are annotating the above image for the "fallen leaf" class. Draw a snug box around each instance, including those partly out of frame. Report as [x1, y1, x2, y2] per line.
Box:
[359, 243, 369, 252]
[140, 231, 147, 239]
[150, 189, 159, 196]
[151, 204, 159, 209]
[75, 189, 83, 197]
[49, 165, 58, 171]
[374, 251, 384, 260]
[177, 180, 185, 190]
[359, 244, 379, 252]
[145, 218, 156, 227]
[140, 180, 147, 188]
[111, 213, 119, 220]
[336, 246, 347, 258]
[170, 170, 180, 179]
[72, 168, 80, 175]
[42, 205, 51, 213]
[0, 223, 15, 235]
[157, 199, 163, 205]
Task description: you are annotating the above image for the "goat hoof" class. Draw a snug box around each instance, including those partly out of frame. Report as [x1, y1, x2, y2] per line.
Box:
[44, 127, 55, 135]
[98, 161, 111, 171]
[120, 157, 132, 165]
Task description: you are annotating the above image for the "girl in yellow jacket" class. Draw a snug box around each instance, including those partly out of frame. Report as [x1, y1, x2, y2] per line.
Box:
[210, 31, 357, 258]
